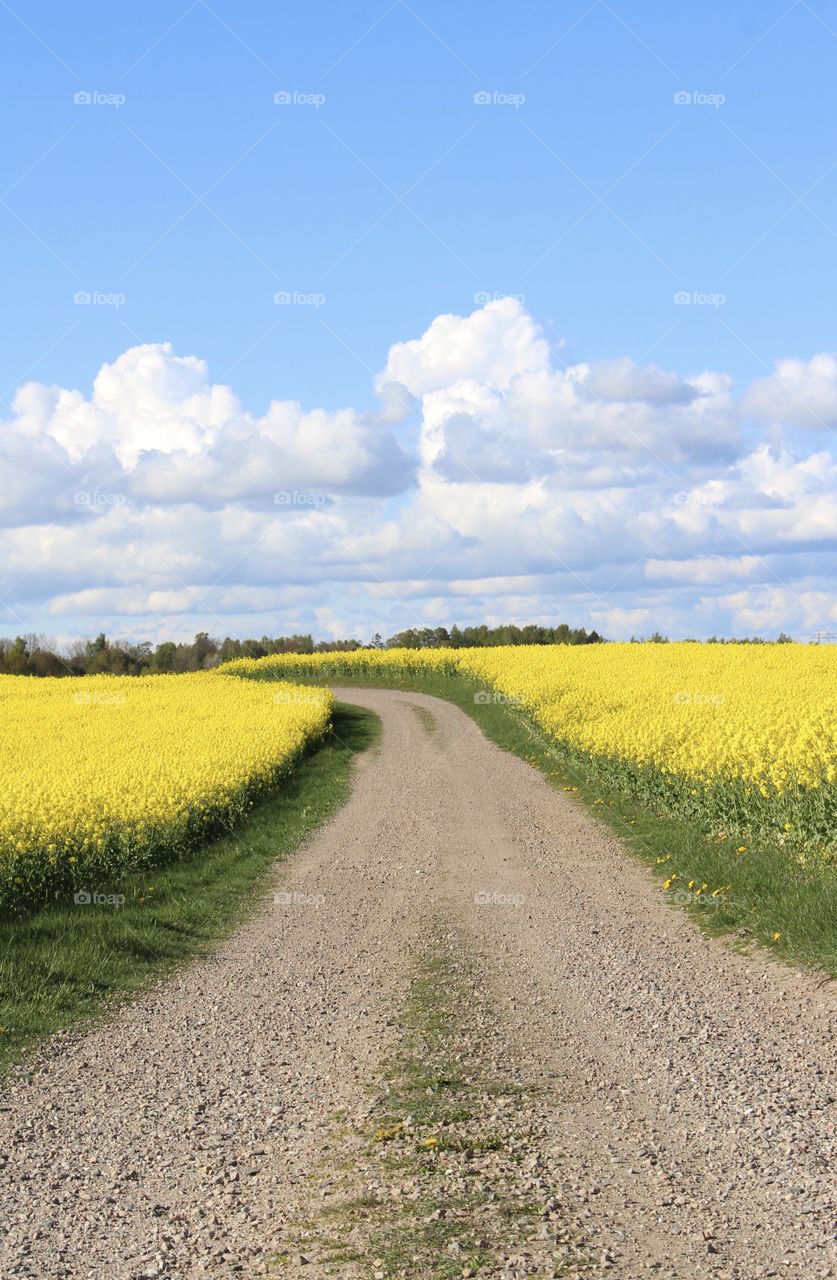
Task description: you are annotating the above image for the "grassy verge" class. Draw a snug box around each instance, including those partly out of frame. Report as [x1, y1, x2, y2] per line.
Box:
[273, 925, 587, 1277]
[0, 703, 379, 1082]
[252, 672, 836, 975]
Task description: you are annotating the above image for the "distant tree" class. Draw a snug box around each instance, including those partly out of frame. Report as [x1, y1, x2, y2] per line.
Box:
[5, 636, 30, 675]
[385, 622, 604, 649]
[151, 641, 178, 673]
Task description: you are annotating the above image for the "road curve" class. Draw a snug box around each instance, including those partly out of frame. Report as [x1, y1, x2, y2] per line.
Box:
[0, 688, 834, 1280]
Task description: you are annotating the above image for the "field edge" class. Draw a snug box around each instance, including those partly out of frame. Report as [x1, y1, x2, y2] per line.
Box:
[0, 703, 380, 1083]
[261, 671, 837, 976]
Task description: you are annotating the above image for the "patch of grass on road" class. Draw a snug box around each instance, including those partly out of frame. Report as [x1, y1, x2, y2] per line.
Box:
[272, 925, 586, 1278]
[259, 672, 837, 975]
[0, 704, 379, 1082]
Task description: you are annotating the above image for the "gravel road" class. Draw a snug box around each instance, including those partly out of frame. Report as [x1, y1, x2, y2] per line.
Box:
[0, 689, 834, 1280]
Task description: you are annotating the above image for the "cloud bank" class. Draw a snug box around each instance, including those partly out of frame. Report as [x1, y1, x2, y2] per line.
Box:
[2, 299, 836, 642]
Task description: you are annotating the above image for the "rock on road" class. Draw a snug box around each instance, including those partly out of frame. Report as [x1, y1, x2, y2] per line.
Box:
[0, 688, 834, 1279]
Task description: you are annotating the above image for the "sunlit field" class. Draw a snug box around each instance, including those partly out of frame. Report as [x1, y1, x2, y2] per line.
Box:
[0, 672, 332, 913]
[224, 644, 837, 869]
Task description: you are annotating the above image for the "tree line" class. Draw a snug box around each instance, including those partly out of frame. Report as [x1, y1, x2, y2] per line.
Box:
[0, 622, 603, 677]
[0, 624, 805, 678]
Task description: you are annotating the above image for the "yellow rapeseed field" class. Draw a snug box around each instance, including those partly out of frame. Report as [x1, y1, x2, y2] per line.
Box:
[0, 672, 332, 911]
[224, 644, 837, 860]
[455, 644, 837, 794]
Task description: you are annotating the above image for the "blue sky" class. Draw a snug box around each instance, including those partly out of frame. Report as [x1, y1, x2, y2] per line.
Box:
[2, 1, 837, 643]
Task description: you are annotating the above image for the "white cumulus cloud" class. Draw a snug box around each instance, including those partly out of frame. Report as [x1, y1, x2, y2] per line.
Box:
[1, 301, 836, 643]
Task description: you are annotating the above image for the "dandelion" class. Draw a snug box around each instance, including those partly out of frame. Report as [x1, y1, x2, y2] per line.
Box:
[375, 1123, 404, 1142]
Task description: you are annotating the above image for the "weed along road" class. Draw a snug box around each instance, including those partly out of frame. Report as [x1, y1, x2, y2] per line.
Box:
[0, 689, 834, 1280]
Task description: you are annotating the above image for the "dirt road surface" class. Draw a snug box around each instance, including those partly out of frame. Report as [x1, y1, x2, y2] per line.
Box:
[0, 689, 834, 1279]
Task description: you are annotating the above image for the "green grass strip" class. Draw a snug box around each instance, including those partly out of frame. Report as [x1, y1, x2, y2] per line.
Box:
[249, 671, 836, 976]
[0, 704, 379, 1081]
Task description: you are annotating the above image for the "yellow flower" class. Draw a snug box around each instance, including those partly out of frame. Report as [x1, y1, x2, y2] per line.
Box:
[773, 931, 782, 942]
[0, 672, 332, 910]
[375, 1123, 403, 1142]
[421, 1136, 438, 1147]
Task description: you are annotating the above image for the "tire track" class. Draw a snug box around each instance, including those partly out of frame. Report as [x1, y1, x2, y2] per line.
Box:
[0, 688, 833, 1280]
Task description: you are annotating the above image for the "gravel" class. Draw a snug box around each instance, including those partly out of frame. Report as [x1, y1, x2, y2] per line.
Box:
[0, 687, 834, 1279]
